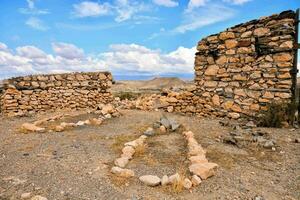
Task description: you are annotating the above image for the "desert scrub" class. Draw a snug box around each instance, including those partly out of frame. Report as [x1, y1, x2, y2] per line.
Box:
[115, 91, 141, 100]
[256, 100, 296, 128]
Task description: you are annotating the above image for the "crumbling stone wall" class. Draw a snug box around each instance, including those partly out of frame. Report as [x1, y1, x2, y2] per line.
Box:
[192, 10, 296, 118]
[0, 72, 113, 116]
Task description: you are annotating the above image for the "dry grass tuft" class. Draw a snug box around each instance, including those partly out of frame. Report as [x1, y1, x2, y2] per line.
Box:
[171, 166, 187, 194]
[134, 144, 147, 157]
[111, 134, 136, 152]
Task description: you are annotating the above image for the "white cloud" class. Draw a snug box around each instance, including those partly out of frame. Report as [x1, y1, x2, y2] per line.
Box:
[174, 4, 235, 33]
[223, 0, 252, 5]
[72, 1, 111, 18]
[153, 0, 178, 7]
[16, 46, 47, 58]
[25, 17, 49, 31]
[71, 0, 150, 22]
[114, 0, 150, 22]
[19, 0, 49, 15]
[52, 43, 85, 60]
[186, 0, 208, 11]
[0, 42, 196, 79]
[0, 42, 10, 52]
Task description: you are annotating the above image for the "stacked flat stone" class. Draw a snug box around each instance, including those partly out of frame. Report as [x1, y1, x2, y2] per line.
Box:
[194, 10, 296, 118]
[0, 72, 113, 116]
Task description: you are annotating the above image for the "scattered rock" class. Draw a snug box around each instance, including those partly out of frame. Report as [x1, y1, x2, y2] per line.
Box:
[189, 163, 218, 180]
[139, 175, 161, 186]
[263, 140, 275, 149]
[144, 127, 154, 136]
[111, 167, 134, 178]
[21, 192, 31, 199]
[245, 121, 256, 128]
[76, 121, 85, 126]
[90, 118, 103, 125]
[31, 195, 48, 200]
[254, 196, 265, 200]
[169, 173, 180, 184]
[55, 125, 64, 132]
[153, 122, 161, 129]
[161, 175, 169, 186]
[114, 157, 129, 168]
[295, 138, 300, 143]
[101, 104, 114, 115]
[183, 178, 192, 189]
[191, 175, 202, 186]
[169, 118, 180, 131]
[159, 125, 167, 133]
[21, 123, 45, 133]
[122, 146, 135, 158]
[160, 117, 171, 129]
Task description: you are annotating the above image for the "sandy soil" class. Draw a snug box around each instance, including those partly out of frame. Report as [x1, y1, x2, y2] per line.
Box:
[0, 109, 299, 200]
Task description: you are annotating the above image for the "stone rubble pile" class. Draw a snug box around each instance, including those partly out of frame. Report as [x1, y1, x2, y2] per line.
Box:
[0, 72, 113, 116]
[220, 121, 277, 150]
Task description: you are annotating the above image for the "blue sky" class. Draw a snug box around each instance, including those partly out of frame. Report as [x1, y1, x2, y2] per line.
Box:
[0, 0, 299, 80]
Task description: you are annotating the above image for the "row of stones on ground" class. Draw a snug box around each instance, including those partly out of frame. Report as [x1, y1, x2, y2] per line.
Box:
[20, 104, 120, 133]
[111, 116, 218, 190]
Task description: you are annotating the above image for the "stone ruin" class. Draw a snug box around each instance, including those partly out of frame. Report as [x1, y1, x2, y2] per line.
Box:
[118, 10, 297, 120]
[0, 72, 113, 116]
[0, 10, 297, 120]
[193, 10, 297, 119]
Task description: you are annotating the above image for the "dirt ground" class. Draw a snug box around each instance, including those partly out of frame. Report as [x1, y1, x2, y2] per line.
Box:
[0, 109, 299, 200]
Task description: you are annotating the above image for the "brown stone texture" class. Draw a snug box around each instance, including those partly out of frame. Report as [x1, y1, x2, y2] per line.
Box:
[0, 72, 113, 116]
[191, 10, 295, 118]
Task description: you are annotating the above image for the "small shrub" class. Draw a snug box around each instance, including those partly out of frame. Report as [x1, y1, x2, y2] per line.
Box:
[115, 92, 141, 100]
[257, 101, 296, 128]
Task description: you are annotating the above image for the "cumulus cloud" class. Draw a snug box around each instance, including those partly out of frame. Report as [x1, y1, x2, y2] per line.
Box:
[52, 43, 85, 60]
[0, 42, 196, 79]
[153, 0, 178, 7]
[174, 4, 235, 33]
[72, 1, 111, 18]
[25, 17, 49, 31]
[223, 0, 252, 5]
[16, 46, 47, 58]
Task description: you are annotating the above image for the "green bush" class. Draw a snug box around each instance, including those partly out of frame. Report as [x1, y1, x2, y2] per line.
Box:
[257, 101, 296, 128]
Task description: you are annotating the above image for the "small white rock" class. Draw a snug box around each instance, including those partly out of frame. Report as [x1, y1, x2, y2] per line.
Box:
[21, 192, 31, 199]
[191, 175, 202, 186]
[31, 195, 48, 200]
[183, 178, 192, 189]
[161, 175, 169, 186]
[139, 175, 161, 186]
[169, 173, 180, 184]
[114, 157, 129, 168]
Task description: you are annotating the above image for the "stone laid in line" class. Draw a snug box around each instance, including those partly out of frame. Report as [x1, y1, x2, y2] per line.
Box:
[139, 175, 161, 186]
[20, 104, 120, 133]
[183, 131, 218, 180]
[111, 119, 218, 190]
[112, 135, 147, 174]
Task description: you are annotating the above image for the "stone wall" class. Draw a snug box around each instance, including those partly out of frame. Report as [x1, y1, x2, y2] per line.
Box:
[192, 10, 296, 118]
[0, 72, 113, 116]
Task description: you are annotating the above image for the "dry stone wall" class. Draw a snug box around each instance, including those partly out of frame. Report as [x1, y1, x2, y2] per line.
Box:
[0, 72, 113, 116]
[192, 10, 296, 118]
[127, 10, 297, 119]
